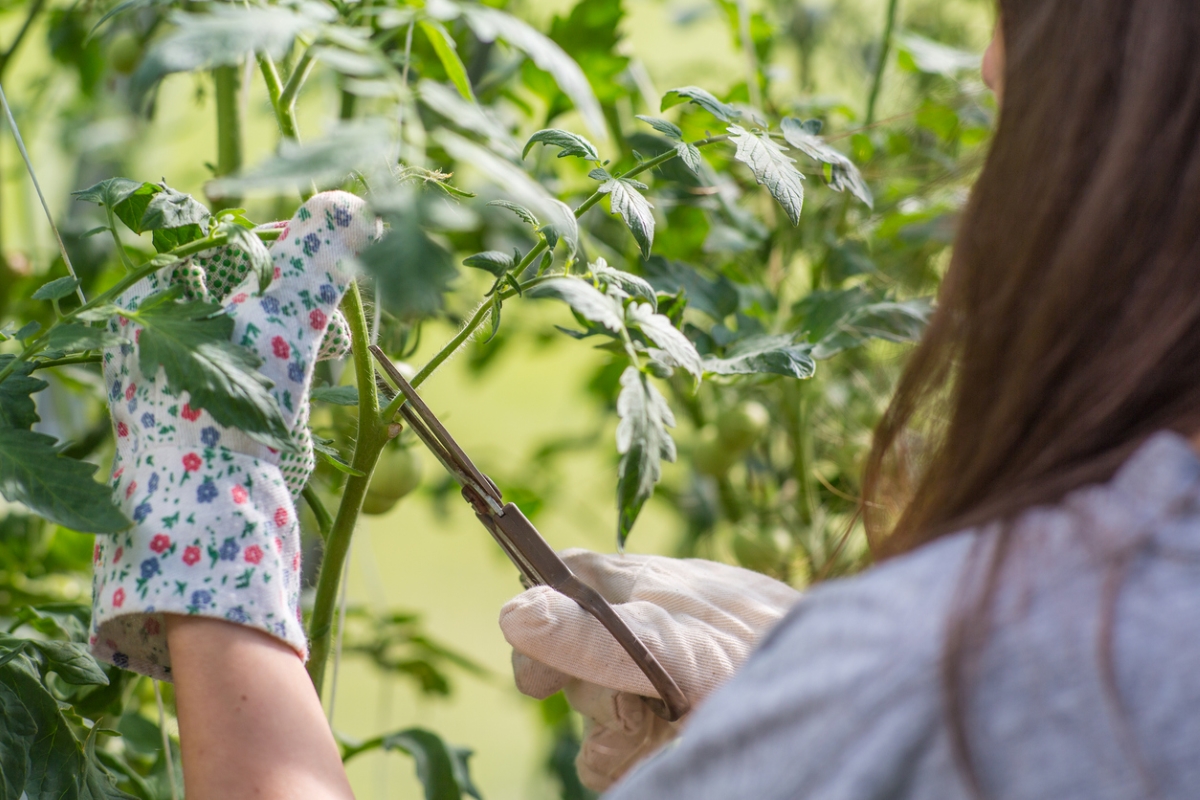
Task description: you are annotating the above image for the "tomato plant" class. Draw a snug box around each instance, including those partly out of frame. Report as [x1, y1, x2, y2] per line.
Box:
[0, 0, 992, 795]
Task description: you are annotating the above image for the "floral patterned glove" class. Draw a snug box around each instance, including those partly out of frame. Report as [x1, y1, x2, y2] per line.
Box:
[90, 191, 377, 680]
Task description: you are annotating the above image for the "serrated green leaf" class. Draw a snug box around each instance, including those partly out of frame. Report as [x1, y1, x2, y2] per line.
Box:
[487, 200, 539, 228]
[71, 177, 144, 209]
[590, 259, 657, 307]
[14, 321, 40, 341]
[812, 298, 933, 359]
[522, 129, 600, 161]
[728, 125, 805, 225]
[599, 179, 655, 258]
[131, 6, 324, 101]
[112, 183, 160, 235]
[635, 115, 683, 141]
[462, 251, 515, 277]
[661, 86, 740, 122]
[675, 142, 703, 174]
[81, 729, 137, 800]
[0, 428, 130, 533]
[311, 385, 359, 406]
[459, 5, 606, 140]
[3, 657, 85, 800]
[418, 20, 475, 102]
[437, 130, 578, 256]
[780, 118, 872, 208]
[128, 294, 293, 451]
[74, 305, 122, 324]
[527, 277, 625, 333]
[26, 640, 109, 686]
[0, 357, 48, 429]
[702, 334, 815, 378]
[140, 186, 211, 232]
[615, 367, 676, 546]
[44, 324, 127, 353]
[32, 277, 80, 301]
[625, 303, 702, 380]
[0, 679, 33, 799]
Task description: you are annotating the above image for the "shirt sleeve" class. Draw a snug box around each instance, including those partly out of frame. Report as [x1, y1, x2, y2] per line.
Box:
[603, 535, 973, 800]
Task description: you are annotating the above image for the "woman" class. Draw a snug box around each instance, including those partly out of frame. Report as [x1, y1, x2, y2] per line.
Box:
[91, 0, 1200, 796]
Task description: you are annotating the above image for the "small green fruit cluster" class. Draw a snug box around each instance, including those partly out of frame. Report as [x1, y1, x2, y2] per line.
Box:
[694, 400, 771, 476]
[361, 445, 422, 515]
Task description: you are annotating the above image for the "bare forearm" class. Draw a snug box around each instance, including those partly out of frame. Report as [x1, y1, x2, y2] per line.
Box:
[165, 615, 354, 800]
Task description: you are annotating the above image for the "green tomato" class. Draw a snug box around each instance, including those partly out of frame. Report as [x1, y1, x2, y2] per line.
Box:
[108, 31, 142, 76]
[717, 400, 770, 451]
[693, 426, 736, 477]
[361, 446, 421, 516]
[731, 527, 792, 574]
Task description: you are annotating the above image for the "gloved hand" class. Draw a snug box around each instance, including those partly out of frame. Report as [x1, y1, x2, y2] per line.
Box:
[498, 549, 801, 791]
[89, 191, 377, 680]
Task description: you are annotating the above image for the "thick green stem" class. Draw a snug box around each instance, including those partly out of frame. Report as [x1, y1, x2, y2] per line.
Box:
[279, 47, 317, 112]
[306, 282, 385, 696]
[212, 65, 244, 212]
[302, 483, 333, 540]
[865, 0, 900, 125]
[31, 353, 101, 371]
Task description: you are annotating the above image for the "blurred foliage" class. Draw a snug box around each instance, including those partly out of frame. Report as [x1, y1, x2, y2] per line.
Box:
[0, 0, 992, 794]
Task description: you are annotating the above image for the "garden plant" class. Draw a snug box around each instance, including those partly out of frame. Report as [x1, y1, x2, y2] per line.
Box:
[0, 0, 992, 795]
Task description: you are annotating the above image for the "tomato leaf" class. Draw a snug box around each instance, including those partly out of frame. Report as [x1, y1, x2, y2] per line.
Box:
[0, 357, 48, 429]
[728, 125, 805, 225]
[418, 20, 475, 102]
[615, 366, 676, 547]
[129, 293, 293, 451]
[702, 334, 816, 378]
[599, 178, 654, 258]
[811, 298, 934, 359]
[357, 197, 457, 321]
[661, 86, 740, 122]
[522, 129, 600, 161]
[32, 277, 80, 302]
[590, 259, 657, 307]
[462, 251, 515, 277]
[527, 277, 625, 334]
[44, 324, 127, 354]
[625, 303, 702, 380]
[0, 427, 130, 533]
[635, 115, 683, 141]
[781, 118, 872, 208]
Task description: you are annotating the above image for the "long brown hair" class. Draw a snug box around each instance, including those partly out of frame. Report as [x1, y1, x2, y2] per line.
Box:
[865, 0, 1200, 554]
[862, 0, 1200, 793]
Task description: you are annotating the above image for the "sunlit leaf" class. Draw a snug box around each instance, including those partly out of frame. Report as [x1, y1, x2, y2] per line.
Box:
[661, 86, 740, 122]
[625, 303, 702, 380]
[599, 178, 654, 258]
[728, 125, 805, 225]
[702, 334, 815, 378]
[487, 200, 539, 228]
[615, 366, 676, 546]
[780, 118, 872, 208]
[418, 20, 475, 102]
[811, 298, 934, 359]
[527, 277, 624, 333]
[894, 31, 980, 77]
[635, 115, 682, 141]
[419, 80, 520, 160]
[463, 251, 515, 277]
[522, 129, 600, 161]
[590, 259, 657, 307]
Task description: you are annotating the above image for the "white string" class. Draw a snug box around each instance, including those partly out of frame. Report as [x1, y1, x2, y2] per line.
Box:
[153, 680, 181, 800]
[0, 79, 86, 305]
[326, 534, 354, 724]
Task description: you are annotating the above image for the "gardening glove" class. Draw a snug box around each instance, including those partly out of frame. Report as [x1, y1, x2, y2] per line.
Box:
[498, 549, 801, 792]
[90, 191, 378, 681]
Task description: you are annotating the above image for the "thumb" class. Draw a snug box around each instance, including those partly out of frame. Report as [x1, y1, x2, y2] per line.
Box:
[500, 585, 741, 701]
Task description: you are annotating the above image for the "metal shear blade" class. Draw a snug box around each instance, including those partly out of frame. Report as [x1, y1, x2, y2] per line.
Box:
[368, 345, 691, 722]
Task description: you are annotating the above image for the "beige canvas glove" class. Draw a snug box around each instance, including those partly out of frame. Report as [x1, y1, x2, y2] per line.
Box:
[498, 549, 801, 791]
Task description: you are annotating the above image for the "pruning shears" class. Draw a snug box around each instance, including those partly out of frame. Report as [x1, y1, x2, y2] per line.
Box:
[369, 345, 691, 722]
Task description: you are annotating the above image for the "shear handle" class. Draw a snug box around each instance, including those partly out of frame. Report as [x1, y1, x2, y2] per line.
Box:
[492, 503, 692, 722]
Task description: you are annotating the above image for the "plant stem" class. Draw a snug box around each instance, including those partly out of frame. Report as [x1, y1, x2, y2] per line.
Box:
[279, 46, 317, 112]
[865, 0, 900, 125]
[306, 281, 386, 696]
[212, 64, 245, 213]
[30, 353, 102, 371]
[302, 483, 333, 540]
